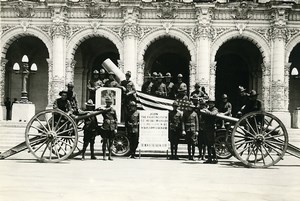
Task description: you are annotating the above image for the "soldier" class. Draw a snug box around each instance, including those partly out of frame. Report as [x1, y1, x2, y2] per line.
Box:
[182, 101, 199, 161]
[105, 72, 120, 88]
[174, 74, 187, 99]
[66, 82, 79, 114]
[198, 98, 207, 161]
[126, 101, 140, 159]
[241, 90, 263, 114]
[169, 101, 182, 160]
[237, 86, 249, 115]
[154, 73, 167, 98]
[141, 73, 152, 93]
[217, 94, 232, 128]
[201, 98, 218, 164]
[176, 87, 189, 100]
[81, 99, 98, 160]
[149, 72, 158, 95]
[99, 69, 108, 86]
[87, 70, 103, 102]
[120, 71, 136, 121]
[53, 90, 73, 114]
[99, 96, 118, 161]
[165, 72, 175, 99]
[190, 83, 208, 100]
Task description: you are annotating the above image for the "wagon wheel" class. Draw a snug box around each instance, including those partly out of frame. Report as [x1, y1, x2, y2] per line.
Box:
[112, 133, 130, 156]
[25, 109, 78, 163]
[231, 111, 288, 168]
[215, 129, 232, 159]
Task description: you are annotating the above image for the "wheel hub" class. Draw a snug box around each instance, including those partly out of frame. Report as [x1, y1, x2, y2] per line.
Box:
[254, 134, 264, 145]
[47, 131, 57, 139]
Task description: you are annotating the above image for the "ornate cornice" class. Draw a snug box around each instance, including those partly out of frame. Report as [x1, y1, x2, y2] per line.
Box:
[157, 1, 178, 19]
[120, 23, 142, 38]
[231, 1, 254, 20]
[192, 25, 214, 40]
[84, 0, 107, 19]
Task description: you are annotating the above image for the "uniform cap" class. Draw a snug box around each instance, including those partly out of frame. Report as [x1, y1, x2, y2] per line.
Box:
[125, 71, 131, 77]
[249, 90, 258, 97]
[152, 72, 158, 77]
[105, 96, 113, 103]
[59, 90, 68, 96]
[99, 69, 105, 74]
[178, 85, 187, 92]
[239, 86, 246, 92]
[66, 82, 74, 88]
[177, 74, 183, 78]
[222, 94, 228, 99]
[129, 101, 137, 106]
[93, 70, 99, 74]
[165, 72, 172, 78]
[85, 99, 95, 107]
[157, 73, 164, 79]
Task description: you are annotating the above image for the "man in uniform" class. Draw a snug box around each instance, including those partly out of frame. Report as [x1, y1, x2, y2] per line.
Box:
[82, 99, 98, 160]
[66, 82, 79, 114]
[120, 71, 136, 121]
[217, 94, 232, 128]
[169, 101, 182, 160]
[87, 70, 103, 102]
[201, 98, 218, 164]
[99, 69, 108, 86]
[141, 73, 152, 93]
[149, 72, 158, 95]
[53, 90, 73, 114]
[105, 72, 120, 88]
[126, 101, 140, 159]
[165, 72, 175, 99]
[237, 86, 249, 115]
[241, 90, 263, 114]
[99, 96, 118, 161]
[198, 98, 207, 160]
[174, 74, 187, 99]
[190, 83, 208, 100]
[154, 73, 167, 98]
[182, 101, 199, 161]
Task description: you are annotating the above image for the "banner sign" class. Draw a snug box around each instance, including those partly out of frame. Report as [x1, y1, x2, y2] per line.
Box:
[138, 110, 169, 151]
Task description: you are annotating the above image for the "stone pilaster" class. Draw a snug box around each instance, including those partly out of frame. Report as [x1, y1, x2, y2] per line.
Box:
[65, 59, 77, 85]
[136, 61, 145, 90]
[0, 58, 8, 106]
[209, 62, 217, 100]
[189, 62, 197, 93]
[261, 63, 271, 111]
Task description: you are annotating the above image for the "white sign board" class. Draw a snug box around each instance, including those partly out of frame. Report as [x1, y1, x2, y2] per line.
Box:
[95, 87, 122, 123]
[139, 110, 169, 151]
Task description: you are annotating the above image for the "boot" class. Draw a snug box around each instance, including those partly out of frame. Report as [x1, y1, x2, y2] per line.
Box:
[90, 144, 97, 160]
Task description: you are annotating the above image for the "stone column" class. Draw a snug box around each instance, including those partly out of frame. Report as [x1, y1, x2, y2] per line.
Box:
[0, 58, 8, 120]
[65, 58, 77, 84]
[209, 62, 217, 100]
[121, 23, 139, 82]
[136, 60, 145, 90]
[270, 26, 290, 126]
[189, 62, 197, 93]
[261, 63, 271, 111]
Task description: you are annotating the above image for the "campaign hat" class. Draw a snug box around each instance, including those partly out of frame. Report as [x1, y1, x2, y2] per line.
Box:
[85, 99, 95, 107]
[125, 71, 131, 77]
[239, 86, 246, 93]
[222, 94, 228, 99]
[66, 82, 74, 88]
[157, 73, 164, 79]
[249, 90, 258, 97]
[93, 70, 99, 74]
[177, 74, 183, 78]
[165, 72, 172, 78]
[99, 69, 106, 74]
[59, 90, 68, 96]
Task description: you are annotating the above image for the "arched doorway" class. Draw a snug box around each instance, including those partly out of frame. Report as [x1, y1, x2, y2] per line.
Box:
[143, 37, 191, 91]
[288, 43, 300, 113]
[73, 37, 119, 107]
[5, 36, 49, 113]
[215, 38, 263, 115]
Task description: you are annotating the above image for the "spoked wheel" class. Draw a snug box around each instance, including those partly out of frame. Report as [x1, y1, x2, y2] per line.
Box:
[231, 111, 288, 168]
[25, 109, 78, 162]
[215, 129, 232, 159]
[112, 133, 130, 156]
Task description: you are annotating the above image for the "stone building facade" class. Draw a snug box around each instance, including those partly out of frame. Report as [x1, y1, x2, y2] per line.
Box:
[1, 0, 300, 127]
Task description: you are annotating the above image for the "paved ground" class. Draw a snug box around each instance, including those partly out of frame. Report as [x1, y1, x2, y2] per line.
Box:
[1, 153, 300, 201]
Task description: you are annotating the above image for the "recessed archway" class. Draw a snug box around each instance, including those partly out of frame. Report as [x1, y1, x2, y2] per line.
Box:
[73, 37, 120, 107]
[215, 38, 263, 115]
[5, 35, 49, 113]
[143, 37, 191, 91]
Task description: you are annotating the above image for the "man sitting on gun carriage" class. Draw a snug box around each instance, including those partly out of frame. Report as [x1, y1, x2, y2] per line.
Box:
[81, 99, 98, 160]
[53, 90, 73, 114]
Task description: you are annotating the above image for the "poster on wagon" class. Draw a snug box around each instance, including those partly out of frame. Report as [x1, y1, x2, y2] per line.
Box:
[138, 110, 169, 152]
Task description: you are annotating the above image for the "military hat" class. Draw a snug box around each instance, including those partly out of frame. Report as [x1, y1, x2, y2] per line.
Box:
[93, 70, 99, 74]
[66, 82, 74, 88]
[190, 94, 199, 100]
[105, 96, 113, 103]
[194, 82, 200, 88]
[129, 101, 137, 106]
[177, 74, 183, 78]
[157, 73, 164, 79]
[165, 72, 172, 78]
[249, 90, 258, 97]
[99, 69, 106, 74]
[178, 85, 187, 92]
[152, 72, 158, 77]
[239, 86, 246, 92]
[108, 71, 115, 75]
[172, 101, 179, 107]
[59, 90, 68, 96]
[125, 71, 131, 77]
[85, 99, 95, 107]
[222, 94, 228, 99]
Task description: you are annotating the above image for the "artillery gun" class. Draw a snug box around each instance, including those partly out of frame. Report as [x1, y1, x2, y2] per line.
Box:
[1, 59, 300, 168]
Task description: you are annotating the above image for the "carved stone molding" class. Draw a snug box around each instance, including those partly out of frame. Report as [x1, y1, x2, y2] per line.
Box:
[12, 1, 35, 18]
[196, 7, 213, 26]
[0, 59, 8, 105]
[122, 7, 140, 24]
[261, 63, 271, 111]
[137, 61, 145, 87]
[253, 28, 270, 43]
[120, 23, 142, 38]
[117, 60, 124, 73]
[231, 1, 253, 20]
[66, 59, 77, 84]
[268, 26, 288, 41]
[271, 8, 289, 27]
[157, 1, 178, 19]
[85, 0, 106, 19]
[211, 27, 230, 42]
[209, 62, 217, 99]
[50, 23, 70, 38]
[271, 80, 286, 111]
[189, 62, 197, 93]
[192, 25, 213, 40]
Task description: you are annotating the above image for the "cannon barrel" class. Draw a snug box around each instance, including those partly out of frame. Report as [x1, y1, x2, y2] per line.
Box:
[199, 110, 239, 123]
[74, 110, 104, 121]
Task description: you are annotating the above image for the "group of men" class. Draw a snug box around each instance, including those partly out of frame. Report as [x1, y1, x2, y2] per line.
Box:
[53, 68, 263, 163]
